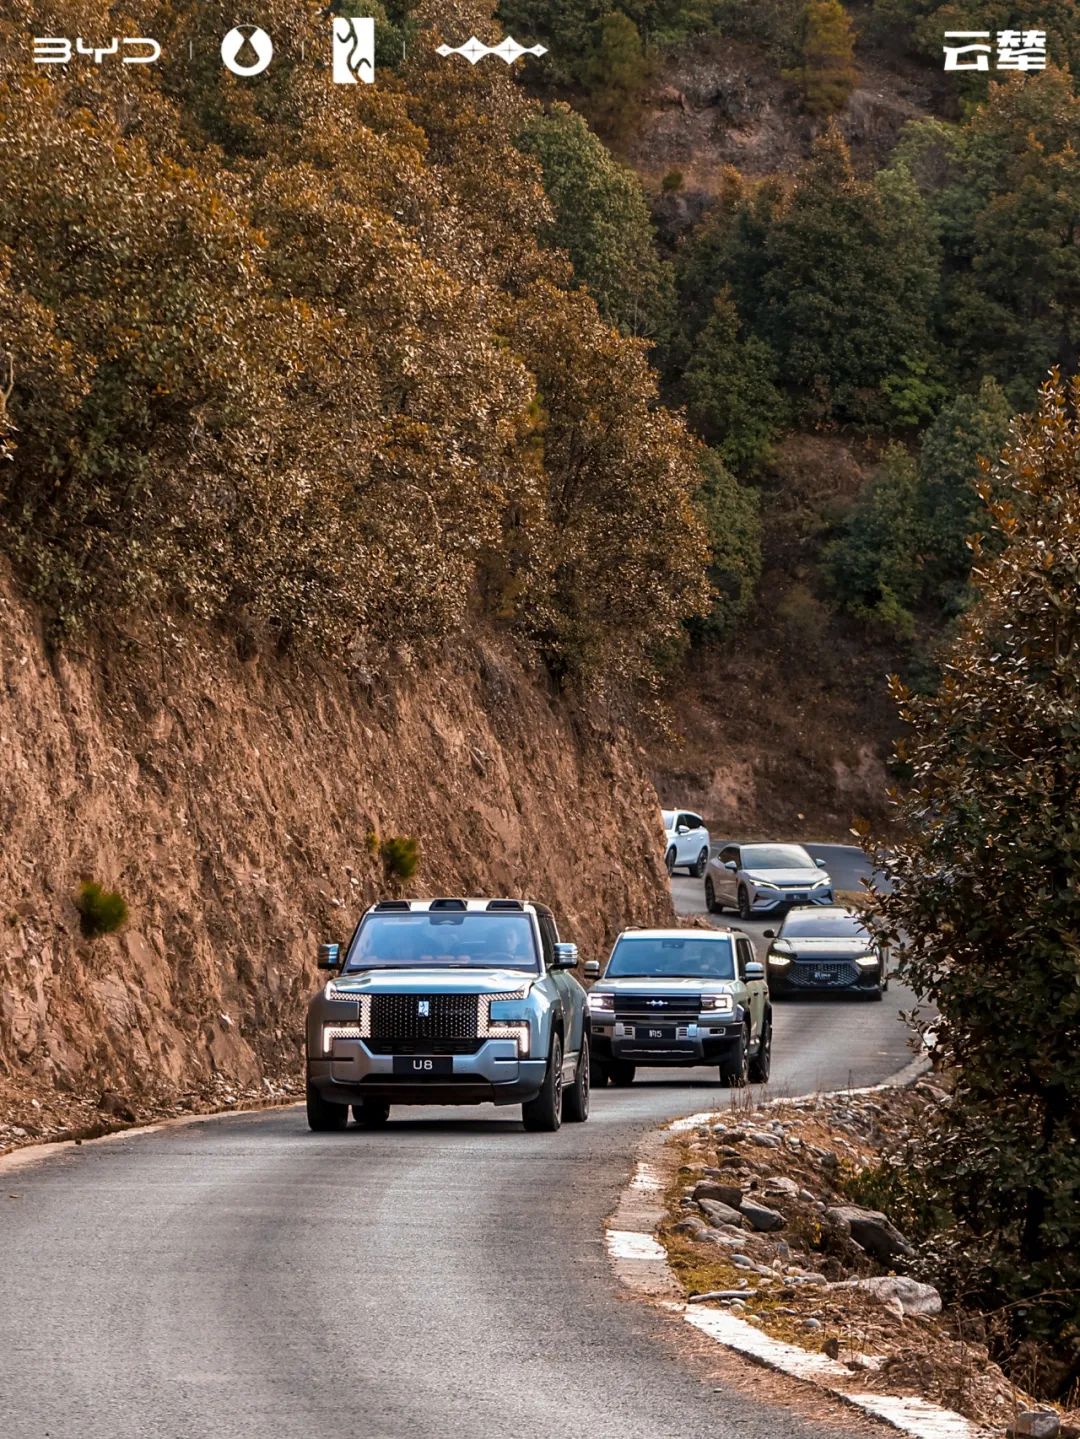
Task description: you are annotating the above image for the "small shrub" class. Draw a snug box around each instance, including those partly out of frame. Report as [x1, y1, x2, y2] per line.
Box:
[379, 836, 419, 883]
[75, 881, 128, 938]
[661, 169, 684, 193]
[364, 829, 380, 857]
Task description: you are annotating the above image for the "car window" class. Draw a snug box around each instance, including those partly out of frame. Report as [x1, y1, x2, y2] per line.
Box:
[538, 915, 557, 969]
[345, 912, 541, 972]
[736, 938, 754, 978]
[605, 935, 735, 980]
[686, 814, 704, 830]
[720, 845, 740, 865]
[741, 844, 815, 870]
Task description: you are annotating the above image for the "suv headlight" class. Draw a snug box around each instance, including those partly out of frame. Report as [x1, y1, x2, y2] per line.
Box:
[855, 954, 880, 968]
[587, 991, 614, 1012]
[754, 880, 779, 890]
[700, 994, 734, 1013]
[481, 997, 530, 1055]
[322, 1023, 363, 1054]
[811, 876, 831, 889]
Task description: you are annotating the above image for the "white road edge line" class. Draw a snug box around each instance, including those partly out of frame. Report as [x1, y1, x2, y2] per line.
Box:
[605, 1058, 997, 1439]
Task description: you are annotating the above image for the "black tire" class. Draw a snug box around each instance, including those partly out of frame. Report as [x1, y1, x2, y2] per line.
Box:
[522, 1032, 563, 1132]
[719, 1031, 750, 1088]
[704, 878, 723, 914]
[665, 846, 677, 876]
[608, 1059, 636, 1087]
[351, 1100, 390, 1128]
[738, 885, 752, 921]
[306, 1082, 348, 1132]
[692, 847, 709, 879]
[749, 1016, 772, 1083]
[563, 1044, 590, 1123]
[864, 988, 884, 1002]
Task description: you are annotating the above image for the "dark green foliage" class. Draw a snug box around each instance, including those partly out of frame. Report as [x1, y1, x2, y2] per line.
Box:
[864, 374, 1080, 1386]
[825, 444, 923, 637]
[712, 0, 805, 64]
[684, 290, 785, 473]
[75, 882, 129, 939]
[586, 11, 650, 136]
[518, 104, 674, 338]
[827, 380, 1013, 630]
[781, 0, 858, 115]
[870, 0, 1080, 89]
[759, 130, 939, 425]
[919, 377, 1013, 602]
[380, 836, 420, 883]
[690, 449, 762, 638]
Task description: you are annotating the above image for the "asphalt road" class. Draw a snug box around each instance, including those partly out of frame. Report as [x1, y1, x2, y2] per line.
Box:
[0, 854, 918, 1439]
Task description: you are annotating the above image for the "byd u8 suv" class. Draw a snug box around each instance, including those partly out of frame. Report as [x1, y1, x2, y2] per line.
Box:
[585, 927, 772, 1088]
[306, 898, 590, 1133]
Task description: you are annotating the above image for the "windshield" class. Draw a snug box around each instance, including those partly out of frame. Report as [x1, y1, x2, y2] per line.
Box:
[606, 935, 735, 980]
[660, 810, 675, 828]
[742, 844, 815, 871]
[345, 912, 539, 972]
[782, 911, 869, 940]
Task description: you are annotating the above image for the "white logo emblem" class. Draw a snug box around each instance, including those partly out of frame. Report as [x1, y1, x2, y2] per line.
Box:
[221, 25, 274, 77]
[332, 17, 374, 84]
[417, 1000, 430, 1018]
[33, 36, 161, 65]
[436, 36, 547, 66]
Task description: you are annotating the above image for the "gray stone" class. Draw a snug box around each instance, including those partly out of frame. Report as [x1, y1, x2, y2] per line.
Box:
[729, 1253, 756, 1268]
[740, 1199, 786, 1233]
[832, 1275, 941, 1317]
[1009, 1414, 1061, 1439]
[688, 1289, 756, 1303]
[671, 1217, 709, 1239]
[825, 1204, 913, 1262]
[693, 1179, 744, 1209]
[698, 1198, 745, 1228]
[748, 1132, 782, 1148]
[763, 1175, 800, 1197]
[801, 1317, 822, 1331]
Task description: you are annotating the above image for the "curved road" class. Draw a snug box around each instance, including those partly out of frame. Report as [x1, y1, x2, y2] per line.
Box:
[1, 856, 918, 1439]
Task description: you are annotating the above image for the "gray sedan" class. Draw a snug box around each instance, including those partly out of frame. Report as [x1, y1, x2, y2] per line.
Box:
[704, 842, 834, 919]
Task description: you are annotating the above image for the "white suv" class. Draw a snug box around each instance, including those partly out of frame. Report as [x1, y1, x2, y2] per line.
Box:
[661, 809, 710, 877]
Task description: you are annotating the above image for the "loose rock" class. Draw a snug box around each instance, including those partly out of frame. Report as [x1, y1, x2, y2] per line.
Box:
[1009, 1413, 1061, 1439]
[825, 1204, 913, 1262]
[693, 1179, 744, 1209]
[831, 1275, 941, 1317]
[698, 1198, 745, 1229]
[740, 1199, 786, 1233]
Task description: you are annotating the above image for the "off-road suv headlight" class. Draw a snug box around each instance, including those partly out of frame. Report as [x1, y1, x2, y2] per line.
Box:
[587, 991, 614, 1011]
[480, 996, 530, 1056]
[701, 994, 735, 1013]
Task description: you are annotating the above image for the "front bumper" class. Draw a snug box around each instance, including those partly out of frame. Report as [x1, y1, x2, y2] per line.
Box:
[768, 960, 881, 995]
[307, 1038, 547, 1106]
[591, 1019, 744, 1066]
[747, 887, 834, 913]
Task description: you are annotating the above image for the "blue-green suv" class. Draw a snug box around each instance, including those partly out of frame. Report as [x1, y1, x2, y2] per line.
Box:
[306, 898, 591, 1132]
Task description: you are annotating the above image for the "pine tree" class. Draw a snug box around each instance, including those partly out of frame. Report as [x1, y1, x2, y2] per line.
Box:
[783, 0, 858, 115]
[684, 290, 785, 473]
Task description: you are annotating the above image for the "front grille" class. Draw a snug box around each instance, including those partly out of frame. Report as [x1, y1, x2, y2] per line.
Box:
[365, 1038, 484, 1056]
[788, 961, 858, 988]
[370, 994, 479, 1042]
[614, 994, 701, 1020]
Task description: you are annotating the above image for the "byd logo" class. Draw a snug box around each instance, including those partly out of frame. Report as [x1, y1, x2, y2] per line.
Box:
[33, 37, 160, 65]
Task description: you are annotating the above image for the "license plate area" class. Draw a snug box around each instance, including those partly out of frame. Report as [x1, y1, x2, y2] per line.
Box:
[634, 1026, 677, 1041]
[392, 1056, 454, 1077]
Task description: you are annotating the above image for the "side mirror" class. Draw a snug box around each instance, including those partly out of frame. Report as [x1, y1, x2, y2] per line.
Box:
[724, 860, 738, 872]
[815, 858, 827, 868]
[676, 825, 689, 836]
[762, 929, 776, 939]
[553, 942, 579, 970]
[745, 961, 765, 981]
[583, 959, 601, 979]
[317, 942, 341, 971]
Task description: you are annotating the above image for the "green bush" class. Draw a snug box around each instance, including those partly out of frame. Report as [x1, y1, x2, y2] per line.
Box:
[379, 836, 420, 884]
[75, 881, 129, 939]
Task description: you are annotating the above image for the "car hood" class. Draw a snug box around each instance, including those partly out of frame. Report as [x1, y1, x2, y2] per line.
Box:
[746, 868, 827, 885]
[595, 976, 736, 993]
[778, 938, 873, 956]
[328, 969, 535, 995]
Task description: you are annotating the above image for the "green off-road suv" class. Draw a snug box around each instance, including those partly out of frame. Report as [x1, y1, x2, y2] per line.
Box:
[585, 927, 772, 1087]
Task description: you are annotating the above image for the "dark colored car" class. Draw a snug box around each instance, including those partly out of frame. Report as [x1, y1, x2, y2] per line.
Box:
[764, 905, 888, 999]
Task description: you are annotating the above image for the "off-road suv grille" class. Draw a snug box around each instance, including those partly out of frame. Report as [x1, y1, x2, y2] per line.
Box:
[365, 1038, 484, 1056]
[369, 994, 479, 1042]
[788, 961, 858, 988]
[613, 995, 701, 1020]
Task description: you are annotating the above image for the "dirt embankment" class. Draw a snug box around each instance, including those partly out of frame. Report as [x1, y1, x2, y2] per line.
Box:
[0, 565, 672, 1141]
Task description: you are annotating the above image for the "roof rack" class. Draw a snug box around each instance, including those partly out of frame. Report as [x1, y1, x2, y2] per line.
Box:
[373, 899, 411, 911]
[486, 899, 525, 911]
[429, 898, 468, 911]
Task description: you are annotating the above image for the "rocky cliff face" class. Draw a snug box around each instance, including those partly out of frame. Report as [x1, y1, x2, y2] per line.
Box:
[0, 565, 672, 1140]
